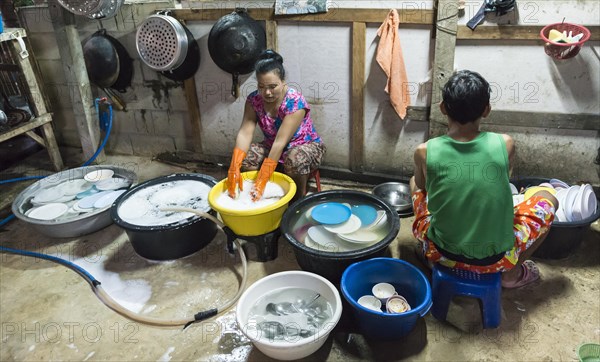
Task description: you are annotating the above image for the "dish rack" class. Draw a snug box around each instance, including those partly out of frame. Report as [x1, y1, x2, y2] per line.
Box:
[0, 28, 63, 171]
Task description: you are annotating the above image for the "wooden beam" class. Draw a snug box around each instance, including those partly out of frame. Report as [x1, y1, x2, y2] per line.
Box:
[0, 113, 51, 143]
[404, 106, 600, 130]
[48, 0, 103, 163]
[25, 130, 45, 146]
[428, 0, 459, 138]
[457, 25, 600, 41]
[173, 8, 434, 25]
[183, 78, 203, 154]
[482, 111, 600, 130]
[266, 20, 278, 51]
[351, 22, 366, 173]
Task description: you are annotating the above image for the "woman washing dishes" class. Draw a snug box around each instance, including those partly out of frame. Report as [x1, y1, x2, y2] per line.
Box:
[226, 50, 325, 202]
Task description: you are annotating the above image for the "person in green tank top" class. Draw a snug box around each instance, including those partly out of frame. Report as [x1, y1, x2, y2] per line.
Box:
[410, 70, 559, 288]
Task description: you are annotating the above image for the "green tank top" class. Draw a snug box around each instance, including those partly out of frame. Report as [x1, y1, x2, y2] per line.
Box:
[425, 132, 514, 259]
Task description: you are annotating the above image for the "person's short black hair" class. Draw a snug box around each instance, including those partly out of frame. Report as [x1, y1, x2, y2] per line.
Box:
[255, 49, 285, 80]
[442, 70, 490, 124]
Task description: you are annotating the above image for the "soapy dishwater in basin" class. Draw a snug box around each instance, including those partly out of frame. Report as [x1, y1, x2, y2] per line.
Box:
[215, 180, 285, 211]
[246, 287, 332, 341]
[118, 180, 211, 226]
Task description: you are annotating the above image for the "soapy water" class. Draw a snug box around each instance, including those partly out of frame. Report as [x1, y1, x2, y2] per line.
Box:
[246, 287, 332, 342]
[214, 179, 285, 211]
[290, 199, 391, 253]
[118, 180, 212, 226]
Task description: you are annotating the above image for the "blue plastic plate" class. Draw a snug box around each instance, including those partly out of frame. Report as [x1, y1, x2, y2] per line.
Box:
[352, 205, 378, 226]
[311, 202, 352, 225]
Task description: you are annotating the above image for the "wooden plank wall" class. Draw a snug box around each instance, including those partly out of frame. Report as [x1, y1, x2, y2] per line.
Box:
[172, 7, 600, 172]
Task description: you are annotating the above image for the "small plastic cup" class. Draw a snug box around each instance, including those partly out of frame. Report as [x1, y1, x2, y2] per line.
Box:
[386, 295, 411, 314]
[372, 283, 396, 304]
[357, 295, 382, 312]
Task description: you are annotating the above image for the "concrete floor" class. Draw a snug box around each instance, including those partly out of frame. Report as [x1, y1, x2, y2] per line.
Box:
[1, 149, 599, 361]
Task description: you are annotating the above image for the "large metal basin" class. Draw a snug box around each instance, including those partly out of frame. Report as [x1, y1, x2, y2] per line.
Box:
[12, 165, 138, 238]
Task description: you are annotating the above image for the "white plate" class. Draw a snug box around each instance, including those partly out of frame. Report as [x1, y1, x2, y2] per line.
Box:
[93, 190, 126, 209]
[33, 187, 65, 204]
[509, 183, 519, 195]
[363, 210, 387, 230]
[307, 226, 338, 248]
[58, 179, 92, 195]
[27, 203, 69, 220]
[563, 185, 580, 222]
[579, 184, 597, 220]
[95, 177, 130, 191]
[117, 198, 152, 219]
[324, 214, 362, 234]
[554, 188, 568, 222]
[84, 169, 114, 183]
[78, 191, 113, 209]
[338, 228, 380, 244]
[571, 186, 585, 221]
[549, 178, 569, 189]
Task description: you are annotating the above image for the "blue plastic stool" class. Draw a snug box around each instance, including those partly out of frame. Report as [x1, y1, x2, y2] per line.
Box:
[431, 263, 502, 329]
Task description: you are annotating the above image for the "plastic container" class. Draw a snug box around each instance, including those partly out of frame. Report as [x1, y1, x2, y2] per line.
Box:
[341, 258, 432, 340]
[540, 23, 591, 60]
[281, 190, 400, 284]
[578, 343, 600, 362]
[111, 173, 218, 260]
[512, 177, 600, 259]
[208, 171, 296, 236]
[236, 271, 342, 360]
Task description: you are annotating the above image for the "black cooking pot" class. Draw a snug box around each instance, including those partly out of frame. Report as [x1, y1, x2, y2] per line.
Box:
[82, 29, 133, 92]
[110, 173, 218, 261]
[208, 8, 266, 97]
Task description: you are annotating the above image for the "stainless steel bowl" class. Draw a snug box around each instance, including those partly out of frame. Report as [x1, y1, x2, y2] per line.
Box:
[12, 165, 138, 238]
[372, 182, 412, 212]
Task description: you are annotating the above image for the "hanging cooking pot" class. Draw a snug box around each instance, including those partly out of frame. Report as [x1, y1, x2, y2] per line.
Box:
[57, 0, 123, 19]
[208, 8, 266, 98]
[136, 12, 200, 82]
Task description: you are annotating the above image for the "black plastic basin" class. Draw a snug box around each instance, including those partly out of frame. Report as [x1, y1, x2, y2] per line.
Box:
[512, 177, 599, 259]
[111, 173, 218, 260]
[281, 190, 401, 284]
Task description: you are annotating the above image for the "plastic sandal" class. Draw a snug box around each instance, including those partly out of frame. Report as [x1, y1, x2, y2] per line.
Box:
[502, 260, 540, 289]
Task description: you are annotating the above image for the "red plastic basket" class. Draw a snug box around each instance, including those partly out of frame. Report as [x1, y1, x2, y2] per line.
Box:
[540, 22, 591, 60]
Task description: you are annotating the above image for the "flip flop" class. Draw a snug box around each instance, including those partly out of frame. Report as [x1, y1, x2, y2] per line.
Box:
[502, 260, 540, 289]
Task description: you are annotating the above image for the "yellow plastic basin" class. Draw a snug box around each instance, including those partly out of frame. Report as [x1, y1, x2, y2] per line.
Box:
[208, 171, 297, 236]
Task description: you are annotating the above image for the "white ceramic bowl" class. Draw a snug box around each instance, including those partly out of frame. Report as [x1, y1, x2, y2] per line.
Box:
[236, 271, 342, 361]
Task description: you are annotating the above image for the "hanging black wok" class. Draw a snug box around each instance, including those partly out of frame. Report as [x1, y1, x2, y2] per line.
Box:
[82, 29, 133, 92]
[208, 8, 266, 97]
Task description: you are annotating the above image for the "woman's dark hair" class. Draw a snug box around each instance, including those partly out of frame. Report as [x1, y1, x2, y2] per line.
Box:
[442, 70, 490, 124]
[255, 49, 285, 80]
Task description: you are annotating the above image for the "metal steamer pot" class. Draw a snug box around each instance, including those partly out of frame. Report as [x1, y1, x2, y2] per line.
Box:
[136, 13, 200, 82]
[57, 0, 123, 19]
[208, 8, 266, 98]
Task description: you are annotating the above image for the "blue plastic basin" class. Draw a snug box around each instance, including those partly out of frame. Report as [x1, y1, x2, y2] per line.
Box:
[341, 257, 432, 340]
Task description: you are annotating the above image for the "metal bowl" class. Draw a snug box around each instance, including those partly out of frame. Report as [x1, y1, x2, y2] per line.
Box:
[372, 182, 412, 212]
[12, 165, 138, 238]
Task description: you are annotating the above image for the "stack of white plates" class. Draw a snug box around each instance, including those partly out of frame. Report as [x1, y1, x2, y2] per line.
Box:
[554, 183, 597, 222]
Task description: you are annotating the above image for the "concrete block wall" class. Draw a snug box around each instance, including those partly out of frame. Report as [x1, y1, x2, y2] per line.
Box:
[16, 1, 600, 185]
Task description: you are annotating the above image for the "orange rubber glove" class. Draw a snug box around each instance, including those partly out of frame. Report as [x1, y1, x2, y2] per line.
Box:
[251, 158, 278, 201]
[227, 147, 247, 198]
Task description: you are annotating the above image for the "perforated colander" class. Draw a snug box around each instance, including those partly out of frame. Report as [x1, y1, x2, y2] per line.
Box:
[57, 0, 123, 19]
[136, 14, 188, 72]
